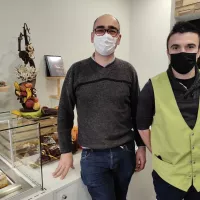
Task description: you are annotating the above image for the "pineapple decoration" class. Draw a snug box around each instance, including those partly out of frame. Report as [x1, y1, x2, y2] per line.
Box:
[14, 23, 41, 113]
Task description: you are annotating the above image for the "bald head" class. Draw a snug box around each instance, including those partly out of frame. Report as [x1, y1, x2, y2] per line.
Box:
[93, 14, 120, 31]
[91, 14, 122, 48]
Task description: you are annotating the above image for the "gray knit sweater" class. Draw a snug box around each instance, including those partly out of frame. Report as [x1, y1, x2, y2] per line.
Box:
[57, 57, 144, 153]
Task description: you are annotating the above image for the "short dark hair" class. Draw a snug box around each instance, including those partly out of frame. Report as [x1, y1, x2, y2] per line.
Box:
[167, 21, 200, 50]
[93, 14, 120, 31]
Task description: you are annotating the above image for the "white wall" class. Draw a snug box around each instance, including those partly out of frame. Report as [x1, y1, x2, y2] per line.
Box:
[130, 0, 173, 88]
[128, 0, 173, 200]
[0, 0, 132, 112]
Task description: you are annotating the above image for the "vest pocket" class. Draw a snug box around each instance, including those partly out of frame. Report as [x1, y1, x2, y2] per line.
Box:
[154, 154, 174, 166]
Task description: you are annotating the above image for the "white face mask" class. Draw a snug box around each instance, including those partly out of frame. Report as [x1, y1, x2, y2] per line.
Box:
[94, 33, 118, 56]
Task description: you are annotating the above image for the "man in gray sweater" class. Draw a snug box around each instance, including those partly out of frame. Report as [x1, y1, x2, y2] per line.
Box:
[53, 14, 146, 200]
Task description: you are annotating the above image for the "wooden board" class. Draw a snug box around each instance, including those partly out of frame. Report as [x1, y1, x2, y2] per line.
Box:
[40, 125, 57, 136]
[49, 95, 60, 100]
[46, 77, 63, 99]
[46, 77, 65, 80]
[34, 116, 57, 128]
[176, 0, 183, 8]
[0, 135, 38, 151]
[0, 86, 9, 92]
[183, 0, 200, 6]
[176, 4, 195, 16]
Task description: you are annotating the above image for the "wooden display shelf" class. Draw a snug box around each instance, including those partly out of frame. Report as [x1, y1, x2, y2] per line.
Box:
[46, 77, 65, 100]
[49, 95, 60, 100]
[0, 86, 9, 92]
[46, 76, 65, 80]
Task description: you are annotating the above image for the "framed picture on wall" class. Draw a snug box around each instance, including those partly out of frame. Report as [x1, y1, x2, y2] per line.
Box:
[44, 55, 65, 77]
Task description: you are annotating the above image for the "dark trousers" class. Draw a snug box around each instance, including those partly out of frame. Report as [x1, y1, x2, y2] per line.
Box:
[80, 142, 136, 200]
[152, 170, 200, 200]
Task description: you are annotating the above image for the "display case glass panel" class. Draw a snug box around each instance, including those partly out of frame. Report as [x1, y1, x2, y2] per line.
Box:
[0, 111, 43, 200]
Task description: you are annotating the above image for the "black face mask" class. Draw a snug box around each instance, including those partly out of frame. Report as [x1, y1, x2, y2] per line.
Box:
[170, 52, 197, 74]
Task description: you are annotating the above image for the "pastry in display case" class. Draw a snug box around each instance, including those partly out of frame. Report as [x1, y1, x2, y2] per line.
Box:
[31, 115, 79, 165]
[0, 111, 43, 200]
[0, 111, 79, 168]
[31, 115, 61, 165]
[0, 170, 22, 199]
[0, 171, 8, 188]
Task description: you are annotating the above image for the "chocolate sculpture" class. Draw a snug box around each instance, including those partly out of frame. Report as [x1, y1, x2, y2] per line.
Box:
[14, 23, 40, 113]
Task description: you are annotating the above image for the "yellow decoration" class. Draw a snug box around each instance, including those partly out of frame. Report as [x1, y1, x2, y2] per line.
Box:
[14, 81, 20, 91]
[16, 91, 21, 96]
[26, 88, 32, 99]
[23, 97, 27, 103]
[11, 110, 21, 116]
[33, 102, 40, 111]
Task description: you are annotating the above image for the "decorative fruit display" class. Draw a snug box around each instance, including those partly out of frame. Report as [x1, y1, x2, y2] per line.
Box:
[25, 83, 33, 88]
[11, 110, 22, 116]
[21, 91, 27, 97]
[14, 81, 40, 112]
[14, 82, 20, 91]
[20, 84, 26, 92]
[13, 23, 41, 115]
[33, 102, 40, 111]
[26, 88, 32, 99]
[25, 99, 35, 109]
[33, 97, 39, 102]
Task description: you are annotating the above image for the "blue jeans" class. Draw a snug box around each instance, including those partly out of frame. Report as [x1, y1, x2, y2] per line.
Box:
[80, 141, 136, 200]
[152, 170, 200, 200]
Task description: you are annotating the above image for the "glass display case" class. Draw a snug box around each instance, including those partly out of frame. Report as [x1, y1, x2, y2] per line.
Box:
[0, 111, 43, 200]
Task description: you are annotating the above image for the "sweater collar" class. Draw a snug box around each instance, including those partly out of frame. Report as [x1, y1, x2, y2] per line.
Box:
[91, 53, 115, 67]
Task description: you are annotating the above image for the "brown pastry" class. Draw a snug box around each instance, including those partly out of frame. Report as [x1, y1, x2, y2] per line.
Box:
[23, 143, 36, 149]
[41, 151, 50, 162]
[49, 145, 60, 157]
[23, 152, 30, 157]
[16, 140, 38, 151]
[42, 136, 56, 145]
[51, 132, 58, 142]
[40, 145, 50, 162]
[34, 149, 50, 166]
[0, 172, 8, 189]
